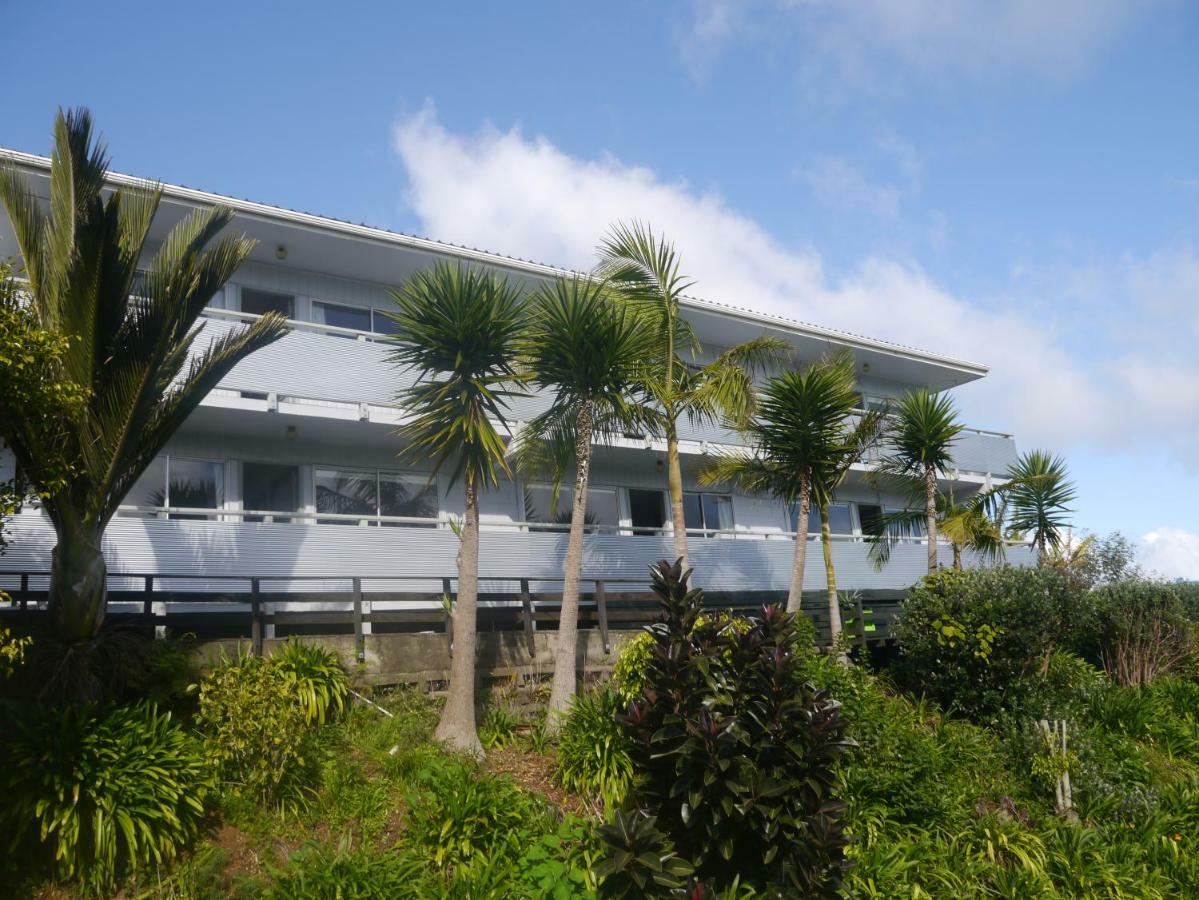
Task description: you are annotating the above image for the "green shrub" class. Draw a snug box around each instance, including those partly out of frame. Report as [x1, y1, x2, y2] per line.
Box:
[611, 631, 653, 703]
[555, 683, 634, 811]
[268, 839, 431, 899]
[479, 702, 521, 750]
[593, 809, 693, 898]
[616, 560, 852, 896]
[0, 701, 211, 889]
[194, 653, 315, 808]
[274, 640, 350, 726]
[895, 566, 1089, 721]
[405, 756, 552, 873]
[1089, 580, 1195, 686]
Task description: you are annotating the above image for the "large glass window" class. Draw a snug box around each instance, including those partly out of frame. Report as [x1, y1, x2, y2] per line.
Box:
[243, 462, 300, 523]
[313, 300, 371, 333]
[790, 502, 853, 538]
[379, 472, 438, 525]
[240, 288, 294, 318]
[524, 484, 619, 533]
[857, 503, 884, 538]
[125, 456, 223, 519]
[371, 308, 400, 335]
[628, 489, 666, 533]
[683, 491, 734, 536]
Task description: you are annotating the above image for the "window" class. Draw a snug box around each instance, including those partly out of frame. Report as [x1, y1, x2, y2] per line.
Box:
[524, 484, 620, 533]
[789, 502, 853, 538]
[312, 300, 370, 333]
[378, 472, 437, 525]
[240, 288, 294, 318]
[126, 456, 223, 519]
[314, 468, 438, 526]
[885, 507, 926, 539]
[857, 503, 884, 538]
[628, 489, 666, 533]
[243, 462, 300, 523]
[683, 491, 734, 536]
[371, 308, 400, 335]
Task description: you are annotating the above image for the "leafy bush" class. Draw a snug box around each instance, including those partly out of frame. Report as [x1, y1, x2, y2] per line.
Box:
[555, 683, 634, 811]
[594, 809, 693, 898]
[405, 755, 552, 873]
[1088, 580, 1195, 686]
[479, 702, 521, 750]
[0, 701, 211, 889]
[611, 631, 653, 703]
[268, 839, 431, 899]
[194, 653, 315, 807]
[615, 560, 852, 896]
[895, 566, 1088, 720]
[274, 640, 350, 725]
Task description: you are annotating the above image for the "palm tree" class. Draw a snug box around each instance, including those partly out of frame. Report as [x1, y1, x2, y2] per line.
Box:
[386, 261, 526, 757]
[866, 488, 1007, 573]
[875, 389, 963, 573]
[700, 352, 861, 614]
[811, 409, 887, 646]
[0, 109, 285, 644]
[596, 222, 783, 574]
[1006, 450, 1075, 560]
[515, 276, 653, 730]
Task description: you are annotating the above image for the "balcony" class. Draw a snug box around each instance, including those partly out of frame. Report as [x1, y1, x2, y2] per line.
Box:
[198, 310, 1019, 477]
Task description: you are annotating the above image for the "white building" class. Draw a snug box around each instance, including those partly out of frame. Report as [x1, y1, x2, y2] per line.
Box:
[0, 149, 1031, 629]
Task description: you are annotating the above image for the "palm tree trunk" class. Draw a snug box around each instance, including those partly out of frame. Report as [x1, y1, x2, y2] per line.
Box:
[48, 522, 107, 642]
[547, 402, 594, 733]
[925, 465, 939, 574]
[953, 543, 963, 571]
[820, 505, 848, 665]
[435, 476, 484, 758]
[666, 423, 689, 575]
[786, 474, 811, 614]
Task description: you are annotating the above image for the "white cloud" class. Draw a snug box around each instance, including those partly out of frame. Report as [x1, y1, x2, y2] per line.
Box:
[1140, 527, 1199, 581]
[676, 0, 1149, 93]
[392, 106, 1196, 470]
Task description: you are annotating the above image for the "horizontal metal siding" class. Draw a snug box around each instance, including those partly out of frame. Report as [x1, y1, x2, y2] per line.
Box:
[1, 514, 1037, 595]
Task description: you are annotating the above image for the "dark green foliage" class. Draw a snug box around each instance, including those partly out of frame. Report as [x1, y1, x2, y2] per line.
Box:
[555, 683, 634, 811]
[0, 701, 211, 890]
[895, 566, 1088, 720]
[614, 559, 852, 895]
[274, 640, 350, 725]
[593, 810, 693, 898]
[1086, 580, 1195, 686]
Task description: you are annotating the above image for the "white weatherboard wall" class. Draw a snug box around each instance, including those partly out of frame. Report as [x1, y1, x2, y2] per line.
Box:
[0, 514, 1037, 596]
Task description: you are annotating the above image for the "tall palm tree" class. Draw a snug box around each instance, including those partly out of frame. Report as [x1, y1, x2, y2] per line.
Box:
[1006, 450, 1075, 560]
[386, 261, 526, 757]
[875, 389, 963, 573]
[515, 276, 654, 730]
[811, 409, 887, 646]
[700, 352, 861, 614]
[596, 222, 783, 574]
[0, 109, 285, 643]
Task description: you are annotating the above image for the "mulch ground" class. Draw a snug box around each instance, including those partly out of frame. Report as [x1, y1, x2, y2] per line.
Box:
[482, 745, 590, 817]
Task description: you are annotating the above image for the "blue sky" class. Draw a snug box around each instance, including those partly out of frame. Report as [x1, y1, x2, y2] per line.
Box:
[4, 1, 1198, 575]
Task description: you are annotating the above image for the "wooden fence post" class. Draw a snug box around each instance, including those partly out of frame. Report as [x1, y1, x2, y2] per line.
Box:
[352, 577, 364, 662]
[854, 594, 868, 648]
[250, 577, 263, 657]
[519, 579, 535, 657]
[442, 577, 454, 657]
[596, 579, 610, 655]
[143, 575, 155, 638]
[19, 573, 28, 611]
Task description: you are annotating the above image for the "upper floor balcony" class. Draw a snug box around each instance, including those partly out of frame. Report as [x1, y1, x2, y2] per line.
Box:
[197, 308, 1019, 481]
